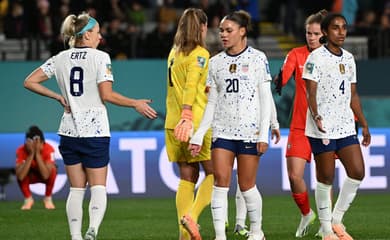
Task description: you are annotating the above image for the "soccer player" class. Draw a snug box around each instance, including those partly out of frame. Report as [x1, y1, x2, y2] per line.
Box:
[15, 125, 57, 210]
[24, 12, 157, 240]
[189, 10, 273, 240]
[273, 10, 328, 238]
[303, 13, 371, 240]
[164, 8, 213, 240]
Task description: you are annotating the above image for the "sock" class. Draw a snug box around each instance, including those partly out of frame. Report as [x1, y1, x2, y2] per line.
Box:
[211, 186, 229, 240]
[88, 185, 107, 235]
[66, 187, 86, 240]
[332, 176, 361, 224]
[242, 186, 263, 236]
[235, 182, 247, 227]
[191, 174, 214, 222]
[176, 179, 195, 239]
[292, 191, 311, 215]
[315, 182, 332, 235]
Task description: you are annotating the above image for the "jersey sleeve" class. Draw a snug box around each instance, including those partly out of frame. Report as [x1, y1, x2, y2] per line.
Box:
[258, 80, 272, 142]
[350, 57, 357, 84]
[182, 49, 209, 106]
[260, 53, 272, 82]
[42, 143, 55, 164]
[281, 50, 297, 86]
[40, 56, 56, 78]
[97, 52, 114, 84]
[302, 52, 320, 82]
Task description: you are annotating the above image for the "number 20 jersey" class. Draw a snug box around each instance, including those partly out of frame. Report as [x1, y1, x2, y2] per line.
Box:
[40, 47, 114, 137]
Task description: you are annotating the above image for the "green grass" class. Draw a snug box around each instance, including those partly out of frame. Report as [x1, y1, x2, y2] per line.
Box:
[0, 193, 389, 240]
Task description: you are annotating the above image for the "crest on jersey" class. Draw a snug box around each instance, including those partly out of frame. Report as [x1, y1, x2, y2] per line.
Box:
[197, 56, 206, 68]
[305, 62, 314, 74]
[242, 63, 249, 72]
[229, 64, 237, 73]
[339, 64, 345, 74]
[106, 64, 112, 75]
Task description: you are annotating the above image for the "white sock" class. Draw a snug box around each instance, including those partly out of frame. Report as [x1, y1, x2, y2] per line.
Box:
[332, 176, 361, 224]
[88, 185, 107, 235]
[66, 187, 86, 240]
[235, 182, 247, 227]
[315, 182, 332, 235]
[241, 186, 263, 236]
[211, 186, 229, 240]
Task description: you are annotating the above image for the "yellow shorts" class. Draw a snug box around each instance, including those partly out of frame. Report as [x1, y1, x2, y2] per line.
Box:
[165, 129, 211, 163]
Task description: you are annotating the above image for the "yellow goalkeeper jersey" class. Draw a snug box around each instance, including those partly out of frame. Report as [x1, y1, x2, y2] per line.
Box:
[165, 45, 210, 130]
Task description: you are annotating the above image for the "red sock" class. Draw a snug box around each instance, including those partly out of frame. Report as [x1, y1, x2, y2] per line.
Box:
[292, 191, 310, 215]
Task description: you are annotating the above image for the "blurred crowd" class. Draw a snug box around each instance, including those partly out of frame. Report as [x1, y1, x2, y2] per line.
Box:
[0, 0, 390, 59]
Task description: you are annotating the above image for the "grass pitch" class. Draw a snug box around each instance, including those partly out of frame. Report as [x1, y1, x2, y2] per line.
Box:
[0, 193, 389, 240]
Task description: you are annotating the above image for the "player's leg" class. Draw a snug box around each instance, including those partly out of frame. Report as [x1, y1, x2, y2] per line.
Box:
[43, 167, 57, 209]
[234, 176, 249, 237]
[332, 136, 364, 240]
[211, 139, 235, 240]
[17, 172, 35, 210]
[60, 136, 88, 240]
[286, 129, 316, 237]
[236, 141, 264, 240]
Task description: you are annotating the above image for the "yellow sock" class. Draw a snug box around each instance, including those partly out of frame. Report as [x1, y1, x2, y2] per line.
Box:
[176, 179, 195, 240]
[191, 174, 214, 222]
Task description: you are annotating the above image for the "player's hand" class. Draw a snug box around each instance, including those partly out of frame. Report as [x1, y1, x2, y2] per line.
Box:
[256, 142, 268, 156]
[57, 95, 70, 113]
[188, 144, 201, 157]
[361, 126, 371, 147]
[25, 138, 35, 155]
[271, 128, 281, 144]
[174, 109, 193, 142]
[135, 99, 157, 119]
[273, 70, 283, 96]
[313, 115, 326, 133]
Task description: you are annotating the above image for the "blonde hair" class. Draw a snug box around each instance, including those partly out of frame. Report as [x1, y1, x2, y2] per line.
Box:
[305, 9, 328, 26]
[61, 12, 91, 48]
[173, 8, 207, 56]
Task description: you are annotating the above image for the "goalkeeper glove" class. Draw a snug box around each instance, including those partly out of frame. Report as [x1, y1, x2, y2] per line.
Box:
[174, 109, 193, 142]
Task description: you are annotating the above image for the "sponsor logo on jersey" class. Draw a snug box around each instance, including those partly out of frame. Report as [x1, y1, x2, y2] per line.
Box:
[229, 63, 237, 73]
[265, 62, 270, 74]
[305, 62, 314, 74]
[197, 56, 206, 68]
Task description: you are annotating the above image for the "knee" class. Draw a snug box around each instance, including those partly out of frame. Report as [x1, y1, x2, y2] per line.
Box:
[288, 171, 302, 185]
[348, 170, 364, 181]
[214, 174, 230, 188]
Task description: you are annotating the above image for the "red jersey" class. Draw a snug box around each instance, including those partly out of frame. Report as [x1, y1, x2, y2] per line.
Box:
[16, 143, 55, 169]
[280, 46, 310, 130]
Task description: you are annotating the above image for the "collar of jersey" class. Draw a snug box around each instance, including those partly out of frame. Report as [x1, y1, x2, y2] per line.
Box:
[225, 45, 248, 57]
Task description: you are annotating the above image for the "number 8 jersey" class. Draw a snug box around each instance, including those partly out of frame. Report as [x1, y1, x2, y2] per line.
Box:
[40, 47, 114, 137]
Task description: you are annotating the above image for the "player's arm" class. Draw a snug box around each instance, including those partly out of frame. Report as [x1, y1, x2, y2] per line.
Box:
[98, 81, 157, 119]
[305, 79, 325, 133]
[15, 143, 34, 181]
[34, 141, 54, 180]
[350, 83, 370, 146]
[270, 96, 281, 144]
[257, 80, 272, 155]
[274, 50, 297, 95]
[24, 67, 69, 112]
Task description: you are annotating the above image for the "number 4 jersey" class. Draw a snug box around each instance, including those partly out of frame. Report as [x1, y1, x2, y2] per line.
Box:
[302, 45, 357, 139]
[41, 47, 113, 137]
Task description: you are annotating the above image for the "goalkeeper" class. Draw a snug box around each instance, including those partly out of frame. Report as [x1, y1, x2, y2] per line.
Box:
[164, 8, 214, 240]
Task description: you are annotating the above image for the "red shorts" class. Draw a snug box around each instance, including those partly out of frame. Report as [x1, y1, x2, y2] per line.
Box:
[286, 129, 312, 162]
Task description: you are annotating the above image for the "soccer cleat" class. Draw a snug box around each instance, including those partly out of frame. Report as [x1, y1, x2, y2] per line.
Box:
[225, 221, 229, 232]
[181, 214, 202, 240]
[233, 224, 250, 237]
[247, 233, 266, 240]
[332, 224, 353, 240]
[322, 233, 339, 240]
[84, 227, 96, 240]
[43, 197, 56, 209]
[315, 226, 324, 238]
[295, 209, 316, 237]
[21, 197, 34, 210]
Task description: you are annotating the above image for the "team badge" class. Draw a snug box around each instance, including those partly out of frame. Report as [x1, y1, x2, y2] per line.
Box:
[339, 64, 345, 74]
[229, 64, 237, 73]
[197, 56, 206, 68]
[305, 62, 314, 74]
[106, 64, 112, 75]
[242, 63, 249, 72]
[322, 139, 330, 146]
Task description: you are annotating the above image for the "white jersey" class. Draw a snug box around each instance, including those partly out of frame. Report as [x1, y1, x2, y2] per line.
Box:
[302, 45, 356, 139]
[191, 46, 272, 144]
[41, 47, 114, 137]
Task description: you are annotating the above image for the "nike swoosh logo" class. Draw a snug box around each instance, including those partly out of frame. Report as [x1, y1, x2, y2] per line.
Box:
[245, 145, 253, 149]
[211, 207, 222, 209]
[319, 207, 328, 210]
